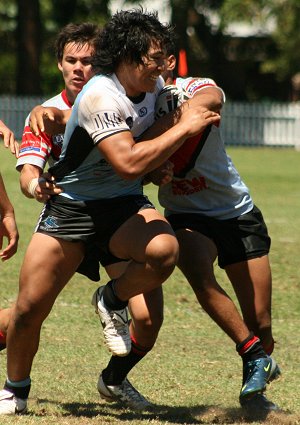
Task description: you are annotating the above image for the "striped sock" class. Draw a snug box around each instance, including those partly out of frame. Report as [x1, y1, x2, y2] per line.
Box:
[5, 377, 31, 399]
[236, 332, 267, 363]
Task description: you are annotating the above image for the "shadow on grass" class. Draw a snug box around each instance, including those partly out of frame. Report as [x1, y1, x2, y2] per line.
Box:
[34, 399, 296, 424]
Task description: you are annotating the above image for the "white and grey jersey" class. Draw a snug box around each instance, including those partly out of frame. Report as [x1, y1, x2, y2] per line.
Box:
[50, 74, 164, 200]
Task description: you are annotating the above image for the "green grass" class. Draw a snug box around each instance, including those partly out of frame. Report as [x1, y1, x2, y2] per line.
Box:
[0, 144, 299, 425]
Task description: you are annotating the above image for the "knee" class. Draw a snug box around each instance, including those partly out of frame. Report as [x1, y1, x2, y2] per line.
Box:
[147, 236, 179, 280]
[12, 298, 45, 331]
[188, 273, 221, 295]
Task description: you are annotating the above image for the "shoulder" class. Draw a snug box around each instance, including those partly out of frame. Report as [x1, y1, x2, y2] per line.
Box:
[42, 91, 70, 110]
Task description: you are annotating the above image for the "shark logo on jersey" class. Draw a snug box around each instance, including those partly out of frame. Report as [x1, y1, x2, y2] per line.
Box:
[138, 107, 147, 117]
[42, 215, 59, 230]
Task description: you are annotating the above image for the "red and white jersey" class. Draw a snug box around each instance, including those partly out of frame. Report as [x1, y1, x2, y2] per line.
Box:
[157, 77, 253, 220]
[16, 90, 72, 171]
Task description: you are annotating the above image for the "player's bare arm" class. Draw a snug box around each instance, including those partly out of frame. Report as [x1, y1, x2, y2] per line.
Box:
[0, 174, 19, 261]
[187, 86, 224, 112]
[98, 105, 220, 180]
[140, 85, 223, 186]
[0, 120, 19, 157]
[19, 164, 62, 202]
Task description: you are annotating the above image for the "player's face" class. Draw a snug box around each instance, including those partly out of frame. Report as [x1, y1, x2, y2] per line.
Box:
[122, 42, 166, 96]
[58, 42, 94, 104]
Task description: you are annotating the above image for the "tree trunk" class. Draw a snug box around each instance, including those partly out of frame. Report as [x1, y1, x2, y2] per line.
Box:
[16, 0, 42, 94]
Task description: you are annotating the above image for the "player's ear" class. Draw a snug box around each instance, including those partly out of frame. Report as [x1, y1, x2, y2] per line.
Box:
[167, 55, 176, 72]
[58, 62, 63, 72]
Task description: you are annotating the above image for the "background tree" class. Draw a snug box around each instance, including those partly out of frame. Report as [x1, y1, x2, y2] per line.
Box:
[16, 0, 41, 94]
[0, 0, 299, 100]
[172, 0, 292, 100]
[219, 0, 300, 99]
[0, 0, 109, 96]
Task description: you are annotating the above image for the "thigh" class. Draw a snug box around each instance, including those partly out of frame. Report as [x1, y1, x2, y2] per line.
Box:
[175, 228, 218, 283]
[109, 208, 177, 262]
[105, 261, 129, 280]
[18, 233, 85, 313]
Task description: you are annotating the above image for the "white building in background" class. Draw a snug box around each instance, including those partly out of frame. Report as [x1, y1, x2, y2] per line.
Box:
[109, 0, 171, 24]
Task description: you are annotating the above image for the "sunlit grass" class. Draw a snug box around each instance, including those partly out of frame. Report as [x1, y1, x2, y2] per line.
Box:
[0, 144, 299, 424]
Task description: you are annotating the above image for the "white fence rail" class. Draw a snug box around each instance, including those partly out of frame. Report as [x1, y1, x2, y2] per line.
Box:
[222, 102, 300, 149]
[0, 95, 44, 141]
[1, 95, 300, 149]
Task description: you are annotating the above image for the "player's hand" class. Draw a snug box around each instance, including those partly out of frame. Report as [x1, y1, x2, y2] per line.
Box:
[0, 120, 19, 157]
[145, 160, 174, 186]
[29, 172, 63, 203]
[29, 106, 67, 136]
[0, 213, 19, 261]
[179, 104, 220, 138]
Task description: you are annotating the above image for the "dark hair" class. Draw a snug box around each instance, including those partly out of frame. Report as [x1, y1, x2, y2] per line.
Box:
[92, 8, 174, 75]
[164, 36, 177, 57]
[55, 22, 101, 63]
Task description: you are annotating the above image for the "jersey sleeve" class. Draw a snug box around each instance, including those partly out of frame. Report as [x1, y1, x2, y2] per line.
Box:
[78, 88, 130, 145]
[15, 91, 69, 172]
[176, 77, 226, 102]
[16, 118, 53, 171]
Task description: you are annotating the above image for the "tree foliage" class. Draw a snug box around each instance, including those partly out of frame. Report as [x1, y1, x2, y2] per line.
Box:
[0, 0, 299, 100]
[0, 0, 110, 96]
[219, 0, 300, 81]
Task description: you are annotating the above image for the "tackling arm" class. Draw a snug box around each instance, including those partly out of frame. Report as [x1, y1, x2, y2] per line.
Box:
[98, 104, 220, 180]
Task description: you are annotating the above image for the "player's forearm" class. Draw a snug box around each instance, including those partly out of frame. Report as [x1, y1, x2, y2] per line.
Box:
[0, 174, 14, 216]
[19, 165, 41, 199]
[111, 109, 219, 179]
[188, 88, 223, 112]
[124, 124, 188, 179]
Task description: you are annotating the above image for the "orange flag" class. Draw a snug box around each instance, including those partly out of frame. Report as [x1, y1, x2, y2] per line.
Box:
[178, 49, 188, 77]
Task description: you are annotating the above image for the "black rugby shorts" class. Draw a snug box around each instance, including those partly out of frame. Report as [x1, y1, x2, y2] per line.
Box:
[167, 205, 271, 268]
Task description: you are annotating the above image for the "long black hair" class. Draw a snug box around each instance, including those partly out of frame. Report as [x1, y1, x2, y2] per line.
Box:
[91, 8, 174, 75]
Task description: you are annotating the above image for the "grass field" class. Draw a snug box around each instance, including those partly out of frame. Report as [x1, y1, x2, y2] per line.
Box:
[0, 145, 299, 425]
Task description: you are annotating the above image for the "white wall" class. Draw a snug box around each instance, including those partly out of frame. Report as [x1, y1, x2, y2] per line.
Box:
[109, 0, 171, 24]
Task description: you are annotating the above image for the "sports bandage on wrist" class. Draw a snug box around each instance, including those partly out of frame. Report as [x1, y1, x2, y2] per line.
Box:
[27, 178, 39, 198]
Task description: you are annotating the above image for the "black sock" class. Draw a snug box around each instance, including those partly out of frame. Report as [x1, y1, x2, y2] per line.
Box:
[102, 338, 152, 385]
[102, 280, 128, 310]
[4, 380, 31, 399]
[236, 332, 267, 364]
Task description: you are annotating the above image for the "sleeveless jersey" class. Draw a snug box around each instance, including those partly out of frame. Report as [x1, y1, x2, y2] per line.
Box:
[50, 73, 164, 200]
[158, 77, 253, 219]
[16, 90, 72, 171]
